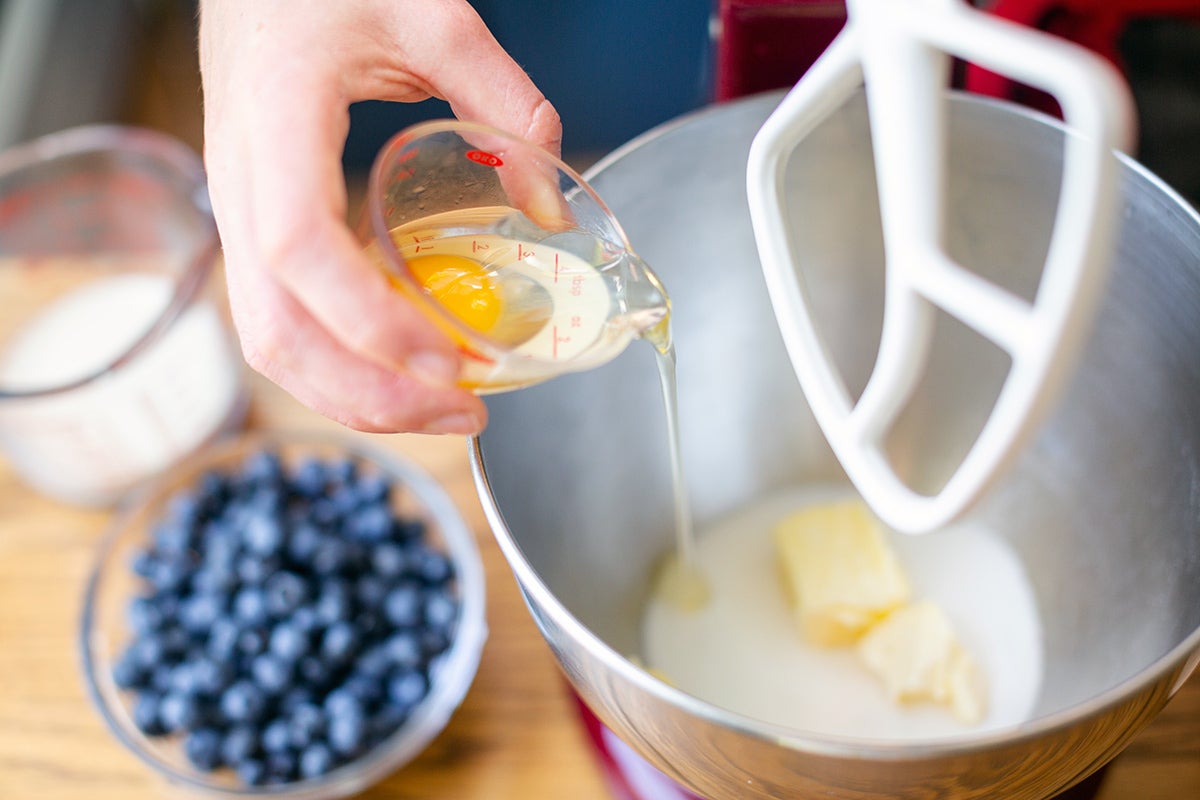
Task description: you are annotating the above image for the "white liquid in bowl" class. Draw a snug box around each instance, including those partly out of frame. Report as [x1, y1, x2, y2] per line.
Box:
[641, 487, 1044, 741]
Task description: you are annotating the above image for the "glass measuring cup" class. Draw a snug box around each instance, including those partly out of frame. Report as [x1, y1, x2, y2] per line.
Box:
[0, 126, 247, 506]
[361, 120, 671, 394]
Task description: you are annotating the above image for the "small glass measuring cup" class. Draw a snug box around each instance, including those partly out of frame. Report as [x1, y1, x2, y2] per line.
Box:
[361, 120, 671, 394]
[0, 126, 247, 506]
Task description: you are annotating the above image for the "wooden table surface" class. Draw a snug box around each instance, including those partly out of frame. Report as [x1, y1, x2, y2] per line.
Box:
[0, 371, 1197, 800]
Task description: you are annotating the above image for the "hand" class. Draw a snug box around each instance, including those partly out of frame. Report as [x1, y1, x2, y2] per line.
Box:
[198, 0, 561, 433]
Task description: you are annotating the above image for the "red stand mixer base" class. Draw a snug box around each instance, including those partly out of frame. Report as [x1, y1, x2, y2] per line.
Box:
[572, 692, 1108, 800]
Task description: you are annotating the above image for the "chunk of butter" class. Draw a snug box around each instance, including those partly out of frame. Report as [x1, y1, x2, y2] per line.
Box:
[774, 500, 911, 646]
[857, 600, 988, 724]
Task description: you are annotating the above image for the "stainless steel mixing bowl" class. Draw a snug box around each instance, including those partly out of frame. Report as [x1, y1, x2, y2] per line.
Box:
[470, 90, 1200, 799]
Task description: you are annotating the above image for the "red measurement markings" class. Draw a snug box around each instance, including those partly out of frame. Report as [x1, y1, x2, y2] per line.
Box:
[552, 325, 558, 359]
[517, 243, 535, 260]
[472, 239, 489, 253]
[411, 234, 432, 243]
[553, 326, 572, 359]
[554, 253, 560, 283]
[571, 315, 582, 328]
[466, 150, 503, 167]
[570, 274, 584, 297]
[414, 244, 434, 253]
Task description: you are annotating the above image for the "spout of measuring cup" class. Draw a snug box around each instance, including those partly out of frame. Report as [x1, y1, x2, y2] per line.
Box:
[620, 254, 672, 348]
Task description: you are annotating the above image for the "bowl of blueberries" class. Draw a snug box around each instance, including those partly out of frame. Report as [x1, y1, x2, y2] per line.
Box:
[80, 431, 487, 797]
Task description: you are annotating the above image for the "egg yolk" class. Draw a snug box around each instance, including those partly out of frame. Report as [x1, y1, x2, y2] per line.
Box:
[402, 254, 503, 334]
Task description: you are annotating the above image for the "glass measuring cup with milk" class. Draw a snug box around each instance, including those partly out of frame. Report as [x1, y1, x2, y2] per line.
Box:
[0, 126, 247, 506]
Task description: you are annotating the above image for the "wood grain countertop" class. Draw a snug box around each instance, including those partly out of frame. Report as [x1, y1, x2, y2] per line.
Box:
[0, 372, 1196, 799]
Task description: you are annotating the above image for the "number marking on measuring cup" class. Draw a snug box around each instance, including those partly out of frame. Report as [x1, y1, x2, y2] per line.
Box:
[396, 228, 612, 363]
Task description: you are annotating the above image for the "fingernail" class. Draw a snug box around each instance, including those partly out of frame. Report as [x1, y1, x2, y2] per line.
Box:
[423, 412, 483, 435]
[407, 351, 459, 387]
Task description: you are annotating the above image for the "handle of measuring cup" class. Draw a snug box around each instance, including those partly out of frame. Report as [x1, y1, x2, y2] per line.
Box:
[748, 2, 1135, 534]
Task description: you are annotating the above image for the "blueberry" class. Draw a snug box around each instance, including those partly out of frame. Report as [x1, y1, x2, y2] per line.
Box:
[310, 498, 340, 527]
[413, 549, 453, 585]
[347, 505, 392, 542]
[150, 664, 174, 693]
[265, 751, 298, 783]
[207, 618, 240, 660]
[237, 554, 281, 585]
[129, 635, 166, 670]
[234, 587, 269, 626]
[261, 718, 292, 754]
[287, 702, 326, 750]
[166, 663, 200, 696]
[250, 653, 292, 694]
[220, 680, 267, 723]
[354, 471, 390, 505]
[268, 621, 310, 662]
[343, 674, 384, 709]
[149, 559, 189, 592]
[279, 687, 315, 715]
[382, 631, 422, 670]
[237, 627, 268, 657]
[320, 621, 359, 664]
[299, 742, 335, 780]
[327, 457, 357, 486]
[180, 593, 225, 633]
[153, 521, 192, 555]
[221, 725, 259, 765]
[159, 691, 202, 733]
[130, 548, 157, 579]
[420, 627, 452, 658]
[311, 538, 349, 576]
[158, 625, 191, 657]
[314, 583, 353, 626]
[323, 688, 362, 719]
[191, 567, 237, 595]
[328, 485, 360, 518]
[296, 655, 332, 688]
[126, 596, 164, 634]
[112, 650, 147, 690]
[290, 605, 319, 634]
[243, 510, 285, 556]
[184, 728, 223, 771]
[424, 591, 458, 631]
[242, 450, 284, 486]
[191, 658, 232, 696]
[290, 458, 327, 497]
[197, 469, 229, 507]
[285, 522, 322, 565]
[264, 571, 308, 617]
[202, 527, 239, 569]
[355, 575, 388, 610]
[327, 708, 366, 756]
[369, 705, 410, 743]
[236, 758, 267, 786]
[389, 518, 420, 542]
[382, 585, 421, 628]
[356, 644, 391, 679]
[166, 491, 203, 528]
[132, 693, 164, 735]
[386, 669, 428, 712]
[370, 542, 407, 579]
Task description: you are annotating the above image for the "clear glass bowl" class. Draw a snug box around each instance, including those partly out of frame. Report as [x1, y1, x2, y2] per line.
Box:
[80, 431, 487, 798]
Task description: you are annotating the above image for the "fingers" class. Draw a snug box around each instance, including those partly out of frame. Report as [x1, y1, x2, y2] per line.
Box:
[199, 0, 485, 433]
[223, 216, 488, 434]
[355, 0, 562, 156]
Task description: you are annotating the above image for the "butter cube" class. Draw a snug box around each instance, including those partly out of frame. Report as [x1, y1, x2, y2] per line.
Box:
[774, 500, 911, 646]
[857, 600, 988, 723]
